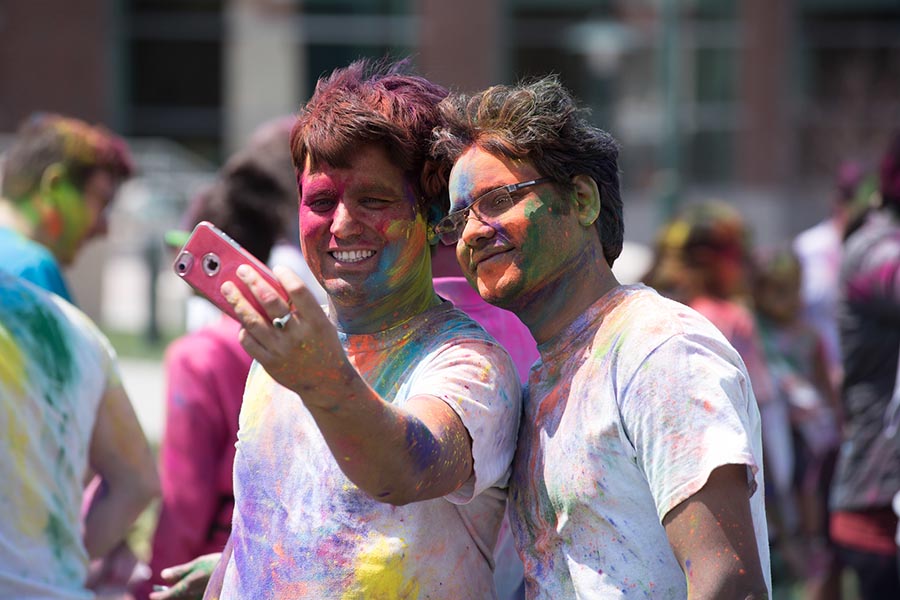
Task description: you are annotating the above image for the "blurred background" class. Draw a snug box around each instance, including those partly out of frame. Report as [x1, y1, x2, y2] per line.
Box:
[2, 0, 899, 437]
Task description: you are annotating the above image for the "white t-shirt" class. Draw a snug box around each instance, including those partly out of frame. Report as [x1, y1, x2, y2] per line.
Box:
[220, 301, 521, 599]
[0, 274, 120, 599]
[510, 285, 771, 598]
[794, 218, 843, 372]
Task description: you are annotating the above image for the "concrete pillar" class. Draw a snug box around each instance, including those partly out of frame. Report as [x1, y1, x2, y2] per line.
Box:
[223, 0, 304, 154]
[736, 0, 794, 186]
[416, 0, 506, 92]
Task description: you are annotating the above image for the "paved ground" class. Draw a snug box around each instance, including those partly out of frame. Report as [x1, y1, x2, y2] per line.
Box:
[120, 357, 166, 444]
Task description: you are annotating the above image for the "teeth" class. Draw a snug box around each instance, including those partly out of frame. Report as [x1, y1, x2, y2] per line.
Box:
[332, 250, 375, 263]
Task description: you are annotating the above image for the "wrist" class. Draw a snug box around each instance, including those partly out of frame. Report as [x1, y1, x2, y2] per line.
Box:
[294, 358, 361, 412]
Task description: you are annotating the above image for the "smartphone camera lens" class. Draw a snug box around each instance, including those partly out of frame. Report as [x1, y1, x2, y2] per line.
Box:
[202, 253, 221, 276]
[174, 252, 193, 276]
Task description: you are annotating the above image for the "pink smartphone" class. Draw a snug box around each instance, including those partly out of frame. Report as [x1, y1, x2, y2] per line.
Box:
[173, 221, 289, 322]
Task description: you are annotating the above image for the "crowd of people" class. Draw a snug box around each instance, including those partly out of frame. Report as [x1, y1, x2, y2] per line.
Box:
[1, 57, 898, 600]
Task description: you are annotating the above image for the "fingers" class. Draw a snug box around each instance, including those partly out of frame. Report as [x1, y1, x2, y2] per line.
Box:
[221, 280, 269, 330]
[149, 577, 201, 600]
[159, 562, 191, 583]
[152, 555, 216, 600]
[232, 264, 293, 321]
[273, 265, 322, 315]
[228, 264, 325, 335]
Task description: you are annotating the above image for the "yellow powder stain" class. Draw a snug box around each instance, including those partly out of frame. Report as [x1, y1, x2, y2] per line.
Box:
[239, 367, 276, 434]
[0, 325, 49, 536]
[342, 535, 419, 600]
[0, 325, 26, 396]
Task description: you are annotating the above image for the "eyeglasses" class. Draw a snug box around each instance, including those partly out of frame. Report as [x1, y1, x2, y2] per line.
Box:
[434, 177, 552, 245]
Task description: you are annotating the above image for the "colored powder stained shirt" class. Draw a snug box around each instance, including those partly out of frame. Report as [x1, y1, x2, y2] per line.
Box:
[511, 285, 771, 599]
[220, 301, 521, 599]
[689, 295, 776, 407]
[830, 211, 900, 512]
[0, 226, 73, 302]
[142, 316, 251, 596]
[0, 272, 120, 599]
[433, 276, 539, 384]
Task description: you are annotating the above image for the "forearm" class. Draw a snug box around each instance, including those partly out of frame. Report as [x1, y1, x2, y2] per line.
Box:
[299, 361, 472, 505]
[665, 465, 768, 600]
[83, 475, 158, 559]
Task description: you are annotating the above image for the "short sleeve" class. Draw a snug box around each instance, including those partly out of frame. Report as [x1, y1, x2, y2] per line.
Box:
[619, 331, 763, 522]
[53, 294, 122, 388]
[405, 338, 521, 504]
[19, 256, 73, 303]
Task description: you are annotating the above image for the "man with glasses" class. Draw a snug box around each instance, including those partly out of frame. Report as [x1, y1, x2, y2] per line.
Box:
[432, 76, 771, 598]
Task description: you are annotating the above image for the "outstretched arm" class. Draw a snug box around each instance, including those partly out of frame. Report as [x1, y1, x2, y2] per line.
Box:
[663, 464, 768, 599]
[222, 265, 474, 506]
[83, 383, 160, 558]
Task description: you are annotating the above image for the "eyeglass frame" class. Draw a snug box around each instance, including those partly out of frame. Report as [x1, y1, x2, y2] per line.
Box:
[434, 177, 552, 245]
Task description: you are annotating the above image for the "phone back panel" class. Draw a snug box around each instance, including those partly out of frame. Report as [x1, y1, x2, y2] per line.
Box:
[173, 221, 288, 323]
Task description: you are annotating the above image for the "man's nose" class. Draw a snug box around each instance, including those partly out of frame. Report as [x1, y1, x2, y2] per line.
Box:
[459, 212, 496, 247]
[330, 201, 364, 237]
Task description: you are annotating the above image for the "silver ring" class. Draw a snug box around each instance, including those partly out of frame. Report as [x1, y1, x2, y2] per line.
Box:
[272, 311, 292, 329]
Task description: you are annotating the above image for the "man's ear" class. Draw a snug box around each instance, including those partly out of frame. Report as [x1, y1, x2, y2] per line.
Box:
[572, 174, 601, 227]
[425, 201, 443, 246]
[38, 163, 69, 203]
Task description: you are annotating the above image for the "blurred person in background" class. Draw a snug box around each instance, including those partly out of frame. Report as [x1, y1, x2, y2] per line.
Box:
[136, 128, 296, 600]
[794, 161, 868, 388]
[753, 246, 842, 599]
[829, 132, 900, 600]
[434, 77, 769, 598]
[0, 113, 134, 302]
[0, 271, 159, 599]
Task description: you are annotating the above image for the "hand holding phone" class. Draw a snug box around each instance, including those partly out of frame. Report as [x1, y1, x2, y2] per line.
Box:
[173, 221, 289, 323]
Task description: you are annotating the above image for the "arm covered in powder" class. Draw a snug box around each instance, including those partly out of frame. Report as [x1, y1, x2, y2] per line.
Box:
[222, 266, 514, 506]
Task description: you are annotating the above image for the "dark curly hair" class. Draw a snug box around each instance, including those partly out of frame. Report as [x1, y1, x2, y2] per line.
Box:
[431, 75, 623, 266]
[290, 58, 450, 220]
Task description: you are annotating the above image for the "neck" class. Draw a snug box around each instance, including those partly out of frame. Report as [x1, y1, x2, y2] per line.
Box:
[329, 264, 443, 335]
[0, 198, 37, 238]
[516, 244, 620, 345]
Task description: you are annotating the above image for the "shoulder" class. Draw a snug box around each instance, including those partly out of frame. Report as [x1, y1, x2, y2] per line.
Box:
[415, 303, 505, 351]
[845, 216, 900, 262]
[606, 287, 731, 357]
[0, 231, 59, 269]
[588, 290, 745, 395]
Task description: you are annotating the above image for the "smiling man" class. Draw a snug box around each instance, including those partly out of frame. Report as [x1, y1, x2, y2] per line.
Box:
[195, 60, 521, 600]
[432, 77, 771, 599]
[0, 113, 133, 302]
